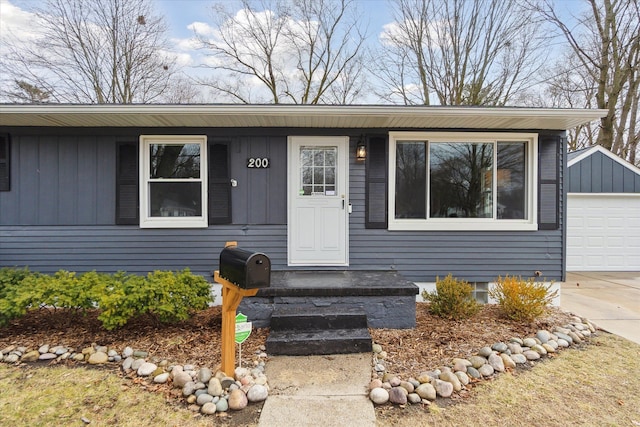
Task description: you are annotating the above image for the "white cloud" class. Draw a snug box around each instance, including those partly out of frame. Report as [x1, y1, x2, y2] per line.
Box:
[0, 0, 44, 51]
[379, 18, 447, 49]
[174, 52, 194, 67]
[171, 36, 200, 52]
[187, 21, 215, 37]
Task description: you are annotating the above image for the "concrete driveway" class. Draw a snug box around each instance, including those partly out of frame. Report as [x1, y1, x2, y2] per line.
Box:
[562, 272, 640, 345]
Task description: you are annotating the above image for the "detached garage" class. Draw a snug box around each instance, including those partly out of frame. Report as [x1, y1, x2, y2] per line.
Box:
[567, 145, 640, 271]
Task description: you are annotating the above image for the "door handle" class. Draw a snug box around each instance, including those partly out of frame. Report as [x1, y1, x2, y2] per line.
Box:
[342, 199, 345, 209]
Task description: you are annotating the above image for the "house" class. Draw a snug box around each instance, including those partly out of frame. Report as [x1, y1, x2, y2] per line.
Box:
[0, 105, 606, 328]
[566, 145, 640, 271]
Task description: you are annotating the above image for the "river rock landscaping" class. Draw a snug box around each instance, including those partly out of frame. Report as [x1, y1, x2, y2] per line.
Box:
[0, 340, 270, 417]
[0, 303, 596, 422]
[368, 315, 597, 406]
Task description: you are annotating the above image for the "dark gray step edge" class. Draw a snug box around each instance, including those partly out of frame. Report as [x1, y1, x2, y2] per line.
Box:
[269, 313, 369, 331]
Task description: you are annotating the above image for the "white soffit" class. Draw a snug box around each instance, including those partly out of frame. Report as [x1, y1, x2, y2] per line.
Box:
[0, 104, 607, 130]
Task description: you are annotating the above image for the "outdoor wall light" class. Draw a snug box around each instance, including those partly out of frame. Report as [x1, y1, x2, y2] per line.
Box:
[356, 136, 366, 161]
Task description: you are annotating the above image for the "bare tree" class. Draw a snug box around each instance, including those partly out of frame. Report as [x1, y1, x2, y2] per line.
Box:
[535, 0, 640, 164]
[158, 76, 207, 104]
[374, 0, 548, 106]
[541, 52, 599, 151]
[2, 0, 178, 104]
[5, 80, 51, 104]
[195, 0, 368, 104]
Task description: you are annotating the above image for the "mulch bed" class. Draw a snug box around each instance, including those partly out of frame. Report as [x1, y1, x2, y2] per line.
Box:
[1, 303, 574, 381]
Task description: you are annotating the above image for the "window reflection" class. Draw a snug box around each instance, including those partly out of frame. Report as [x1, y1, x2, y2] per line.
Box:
[150, 144, 200, 179]
[429, 142, 493, 218]
[149, 182, 202, 217]
[497, 143, 526, 219]
[149, 143, 202, 218]
[395, 142, 426, 218]
[391, 134, 531, 226]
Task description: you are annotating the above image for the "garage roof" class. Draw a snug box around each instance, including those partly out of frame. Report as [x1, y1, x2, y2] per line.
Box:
[0, 104, 607, 130]
[567, 145, 640, 193]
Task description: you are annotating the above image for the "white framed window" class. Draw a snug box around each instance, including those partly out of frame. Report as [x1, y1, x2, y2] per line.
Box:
[388, 132, 538, 231]
[139, 135, 208, 228]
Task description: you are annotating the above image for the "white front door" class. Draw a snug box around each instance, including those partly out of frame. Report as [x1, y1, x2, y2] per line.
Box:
[288, 136, 349, 266]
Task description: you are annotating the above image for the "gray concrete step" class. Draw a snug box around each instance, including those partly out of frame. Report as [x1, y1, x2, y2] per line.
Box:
[267, 327, 372, 355]
[269, 305, 369, 330]
[266, 306, 372, 355]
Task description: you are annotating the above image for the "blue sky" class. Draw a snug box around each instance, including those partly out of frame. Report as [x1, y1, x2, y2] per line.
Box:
[153, 0, 583, 43]
[0, 0, 588, 103]
[155, 0, 395, 40]
[1, 0, 399, 77]
[2, 0, 585, 54]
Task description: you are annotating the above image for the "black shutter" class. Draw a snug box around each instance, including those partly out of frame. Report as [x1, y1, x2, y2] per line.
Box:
[209, 142, 231, 224]
[365, 136, 388, 229]
[0, 134, 10, 192]
[116, 141, 139, 225]
[538, 135, 561, 230]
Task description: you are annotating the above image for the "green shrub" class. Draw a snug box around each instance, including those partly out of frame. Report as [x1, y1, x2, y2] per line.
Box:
[0, 267, 37, 326]
[96, 269, 213, 330]
[422, 274, 480, 320]
[24, 270, 102, 312]
[489, 275, 558, 322]
[0, 267, 32, 295]
[0, 267, 214, 330]
[96, 272, 146, 330]
[140, 269, 211, 324]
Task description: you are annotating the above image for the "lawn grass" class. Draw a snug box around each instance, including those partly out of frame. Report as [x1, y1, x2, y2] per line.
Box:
[1, 333, 638, 426]
[0, 364, 211, 427]
[377, 333, 640, 426]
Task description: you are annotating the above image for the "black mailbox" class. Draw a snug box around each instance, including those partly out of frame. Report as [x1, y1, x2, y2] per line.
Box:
[219, 247, 270, 289]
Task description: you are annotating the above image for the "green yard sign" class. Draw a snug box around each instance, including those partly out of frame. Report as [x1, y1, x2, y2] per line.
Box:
[235, 312, 252, 344]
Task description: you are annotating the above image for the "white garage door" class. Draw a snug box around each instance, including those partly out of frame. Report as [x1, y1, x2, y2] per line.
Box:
[567, 194, 640, 271]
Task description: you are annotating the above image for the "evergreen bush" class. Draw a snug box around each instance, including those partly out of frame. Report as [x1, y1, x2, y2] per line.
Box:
[0, 267, 214, 329]
[0, 267, 35, 326]
[421, 274, 480, 320]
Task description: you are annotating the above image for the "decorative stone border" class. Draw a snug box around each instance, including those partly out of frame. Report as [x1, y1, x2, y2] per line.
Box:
[0, 343, 270, 416]
[1, 315, 599, 414]
[368, 315, 597, 405]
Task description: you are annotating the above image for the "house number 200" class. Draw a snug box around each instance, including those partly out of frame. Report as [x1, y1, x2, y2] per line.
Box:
[247, 157, 270, 168]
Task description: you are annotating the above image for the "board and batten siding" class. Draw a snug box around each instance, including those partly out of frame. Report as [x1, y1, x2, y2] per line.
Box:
[567, 150, 640, 193]
[0, 134, 115, 225]
[1, 128, 565, 282]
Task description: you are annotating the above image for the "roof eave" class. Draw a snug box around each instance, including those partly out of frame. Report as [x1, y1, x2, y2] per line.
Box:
[0, 104, 608, 131]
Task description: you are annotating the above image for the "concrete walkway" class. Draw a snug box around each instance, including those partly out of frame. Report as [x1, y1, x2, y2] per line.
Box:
[258, 353, 375, 427]
[562, 271, 640, 345]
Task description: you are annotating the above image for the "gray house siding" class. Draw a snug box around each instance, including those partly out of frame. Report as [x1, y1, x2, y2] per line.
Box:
[229, 135, 287, 225]
[0, 225, 287, 277]
[0, 134, 115, 225]
[567, 150, 640, 193]
[348, 134, 565, 282]
[0, 127, 566, 282]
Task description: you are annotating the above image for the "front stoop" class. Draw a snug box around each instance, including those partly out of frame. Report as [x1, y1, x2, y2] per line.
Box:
[266, 306, 373, 356]
[237, 270, 420, 329]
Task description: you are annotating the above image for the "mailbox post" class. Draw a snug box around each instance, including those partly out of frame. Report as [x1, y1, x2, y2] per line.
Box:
[214, 241, 270, 377]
